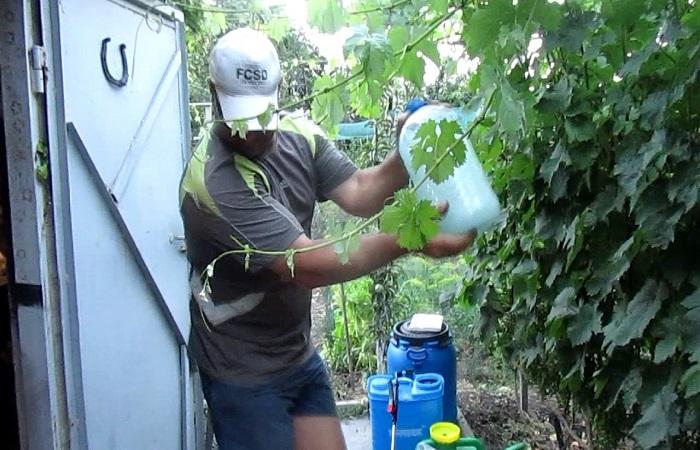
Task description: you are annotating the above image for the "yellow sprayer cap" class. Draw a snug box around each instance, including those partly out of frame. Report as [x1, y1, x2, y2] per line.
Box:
[430, 422, 461, 444]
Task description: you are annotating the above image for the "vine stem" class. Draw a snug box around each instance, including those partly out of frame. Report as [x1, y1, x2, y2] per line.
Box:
[204, 90, 496, 274]
[350, 0, 410, 15]
[204, 7, 459, 126]
[200, 6, 479, 276]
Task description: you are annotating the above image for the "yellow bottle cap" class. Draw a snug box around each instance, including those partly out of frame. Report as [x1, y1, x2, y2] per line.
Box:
[430, 422, 461, 444]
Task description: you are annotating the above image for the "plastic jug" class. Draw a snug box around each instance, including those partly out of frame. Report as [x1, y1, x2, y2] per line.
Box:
[368, 373, 444, 450]
[398, 104, 502, 233]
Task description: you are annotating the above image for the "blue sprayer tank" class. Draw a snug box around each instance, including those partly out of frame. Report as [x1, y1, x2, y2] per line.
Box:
[387, 320, 457, 422]
[368, 373, 444, 450]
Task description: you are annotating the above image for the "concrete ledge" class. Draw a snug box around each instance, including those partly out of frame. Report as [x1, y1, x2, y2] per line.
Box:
[336, 398, 369, 420]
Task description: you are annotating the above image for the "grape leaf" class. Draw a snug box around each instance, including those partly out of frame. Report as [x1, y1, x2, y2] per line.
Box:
[630, 384, 680, 449]
[603, 280, 667, 352]
[654, 329, 681, 364]
[311, 75, 346, 136]
[540, 141, 571, 185]
[568, 303, 602, 346]
[412, 119, 467, 184]
[680, 364, 700, 398]
[257, 103, 275, 131]
[307, 0, 345, 33]
[380, 189, 440, 250]
[498, 81, 525, 134]
[546, 287, 577, 323]
[399, 51, 425, 87]
[536, 77, 572, 114]
[463, 0, 514, 56]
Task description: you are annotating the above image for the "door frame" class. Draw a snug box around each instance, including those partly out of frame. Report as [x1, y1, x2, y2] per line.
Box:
[1, 1, 200, 448]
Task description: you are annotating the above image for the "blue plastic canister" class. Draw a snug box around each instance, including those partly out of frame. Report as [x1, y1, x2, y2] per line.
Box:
[368, 373, 444, 450]
[387, 320, 457, 422]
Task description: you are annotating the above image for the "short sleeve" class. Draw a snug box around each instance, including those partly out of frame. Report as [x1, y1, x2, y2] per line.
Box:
[209, 171, 304, 273]
[313, 135, 357, 201]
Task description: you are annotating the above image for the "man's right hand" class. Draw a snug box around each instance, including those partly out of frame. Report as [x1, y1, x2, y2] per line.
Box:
[420, 231, 476, 258]
[419, 200, 477, 258]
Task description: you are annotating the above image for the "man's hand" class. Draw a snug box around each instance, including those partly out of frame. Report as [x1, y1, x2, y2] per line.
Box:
[419, 200, 476, 258]
[420, 231, 476, 258]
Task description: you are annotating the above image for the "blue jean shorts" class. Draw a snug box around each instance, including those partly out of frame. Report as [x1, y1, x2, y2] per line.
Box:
[200, 351, 337, 450]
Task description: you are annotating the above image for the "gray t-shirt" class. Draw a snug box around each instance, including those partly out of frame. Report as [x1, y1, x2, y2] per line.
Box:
[179, 114, 357, 385]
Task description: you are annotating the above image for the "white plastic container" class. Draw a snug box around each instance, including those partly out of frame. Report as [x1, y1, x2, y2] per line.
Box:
[398, 104, 502, 233]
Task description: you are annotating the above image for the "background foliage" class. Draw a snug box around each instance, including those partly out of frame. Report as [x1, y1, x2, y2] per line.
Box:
[303, 0, 700, 448]
[182, 0, 700, 447]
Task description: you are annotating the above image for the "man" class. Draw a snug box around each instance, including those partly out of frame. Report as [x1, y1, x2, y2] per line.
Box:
[179, 28, 475, 450]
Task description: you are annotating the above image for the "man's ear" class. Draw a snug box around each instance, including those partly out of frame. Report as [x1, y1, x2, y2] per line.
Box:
[209, 79, 223, 120]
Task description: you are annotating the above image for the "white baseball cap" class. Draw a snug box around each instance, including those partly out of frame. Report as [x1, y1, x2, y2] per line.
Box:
[209, 28, 281, 130]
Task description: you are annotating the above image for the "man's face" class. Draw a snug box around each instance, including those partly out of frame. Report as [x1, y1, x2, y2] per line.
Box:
[230, 129, 277, 159]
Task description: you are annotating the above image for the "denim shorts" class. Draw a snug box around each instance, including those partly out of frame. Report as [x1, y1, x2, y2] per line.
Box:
[200, 351, 337, 450]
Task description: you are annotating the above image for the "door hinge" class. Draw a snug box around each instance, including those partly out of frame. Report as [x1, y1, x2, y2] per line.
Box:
[29, 45, 48, 94]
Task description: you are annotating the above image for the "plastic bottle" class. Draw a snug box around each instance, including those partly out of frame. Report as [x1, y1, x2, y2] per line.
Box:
[398, 104, 502, 233]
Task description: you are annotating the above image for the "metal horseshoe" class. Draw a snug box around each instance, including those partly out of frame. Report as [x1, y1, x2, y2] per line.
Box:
[100, 38, 129, 88]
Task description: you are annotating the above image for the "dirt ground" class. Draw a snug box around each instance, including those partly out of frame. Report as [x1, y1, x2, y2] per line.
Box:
[459, 381, 590, 450]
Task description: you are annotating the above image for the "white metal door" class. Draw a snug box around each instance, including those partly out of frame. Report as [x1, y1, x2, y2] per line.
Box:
[57, 1, 194, 448]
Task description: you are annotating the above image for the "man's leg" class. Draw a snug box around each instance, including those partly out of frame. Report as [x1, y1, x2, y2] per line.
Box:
[201, 372, 295, 450]
[293, 416, 346, 450]
[291, 352, 347, 450]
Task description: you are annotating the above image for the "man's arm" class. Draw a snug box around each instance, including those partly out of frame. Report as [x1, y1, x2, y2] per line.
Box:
[269, 230, 476, 289]
[326, 150, 409, 218]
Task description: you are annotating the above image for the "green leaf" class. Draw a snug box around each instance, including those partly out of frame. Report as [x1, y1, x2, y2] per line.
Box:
[308, 0, 345, 33]
[614, 129, 666, 198]
[463, 0, 515, 56]
[584, 184, 622, 227]
[536, 77, 572, 114]
[602, 0, 644, 31]
[608, 368, 642, 411]
[564, 117, 596, 142]
[257, 103, 275, 131]
[564, 214, 583, 269]
[262, 17, 291, 42]
[510, 153, 535, 182]
[388, 25, 409, 52]
[654, 330, 681, 364]
[586, 236, 636, 298]
[550, 165, 570, 203]
[498, 82, 525, 134]
[567, 303, 602, 346]
[630, 384, 680, 449]
[345, 29, 392, 81]
[681, 288, 700, 309]
[230, 120, 248, 139]
[380, 189, 440, 250]
[311, 75, 346, 135]
[430, 0, 449, 15]
[516, 0, 562, 31]
[681, 364, 700, 398]
[603, 280, 667, 352]
[412, 119, 467, 184]
[634, 188, 684, 249]
[539, 141, 571, 185]
[546, 287, 577, 323]
[399, 51, 425, 87]
[415, 39, 440, 67]
[545, 259, 563, 287]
